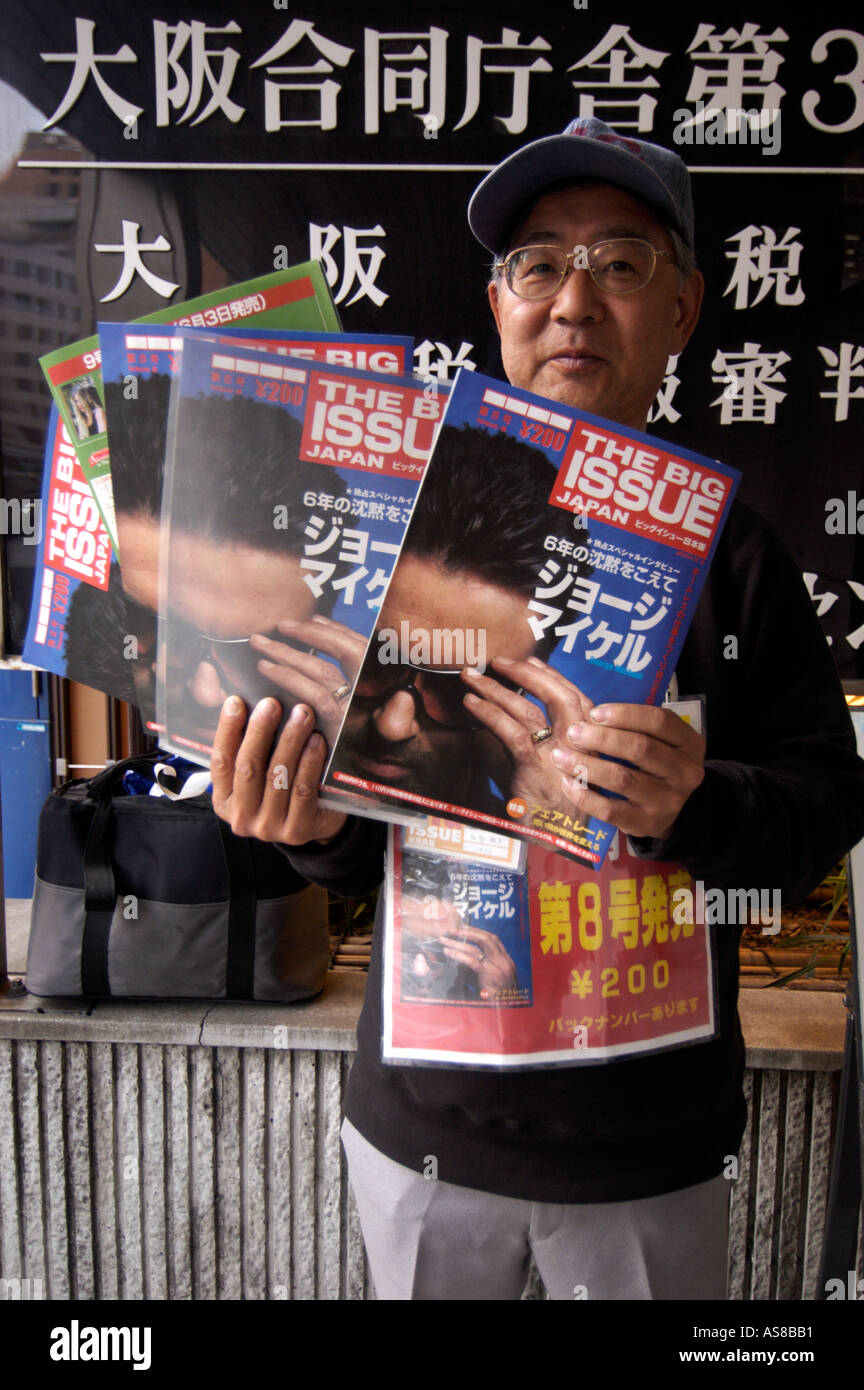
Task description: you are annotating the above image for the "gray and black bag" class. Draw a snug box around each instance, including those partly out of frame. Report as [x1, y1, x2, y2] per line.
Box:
[26, 754, 329, 1002]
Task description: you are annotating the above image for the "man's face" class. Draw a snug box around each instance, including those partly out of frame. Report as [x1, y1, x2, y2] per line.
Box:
[488, 182, 703, 430]
[332, 553, 537, 801]
[118, 513, 317, 738]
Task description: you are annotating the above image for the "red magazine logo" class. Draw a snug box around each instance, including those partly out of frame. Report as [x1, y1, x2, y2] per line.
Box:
[45, 430, 110, 590]
[300, 369, 441, 480]
[550, 423, 732, 556]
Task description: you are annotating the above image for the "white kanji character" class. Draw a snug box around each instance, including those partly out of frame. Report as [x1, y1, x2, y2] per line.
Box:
[413, 339, 478, 382]
[309, 223, 388, 307]
[599, 592, 634, 612]
[338, 529, 369, 564]
[568, 25, 669, 131]
[527, 600, 564, 641]
[682, 23, 787, 129]
[845, 580, 864, 650]
[94, 220, 180, 303]
[153, 20, 245, 127]
[553, 615, 593, 654]
[802, 572, 838, 641]
[456, 27, 552, 134]
[565, 576, 601, 613]
[332, 566, 369, 605]
[363, 569, 389, 609]
[631, 592, 671, 630]
[614, 633, 652, 673]
[301, 560, 336, 596]
[41, 17, 142, 128]
[818, 343, 864, 422]
[534, 559, 573, 601]
[723, 226, 804, 310]
[251, 20, 354, 132]
[303, 515, 342, 554]
[584, 622, 624, 661]
[648, 353, 682, 425]
[711, 342, 789, 423]
[364, 27, 447, 134]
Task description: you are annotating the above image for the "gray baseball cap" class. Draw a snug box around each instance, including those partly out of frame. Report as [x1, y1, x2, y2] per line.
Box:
[468, 116, 695, 254]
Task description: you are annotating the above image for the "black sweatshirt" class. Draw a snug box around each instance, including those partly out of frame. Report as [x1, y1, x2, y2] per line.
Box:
[283, 501, 864, 1203]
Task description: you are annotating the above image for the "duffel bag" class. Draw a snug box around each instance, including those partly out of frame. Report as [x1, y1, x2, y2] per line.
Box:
[26, 753, 329, 1002]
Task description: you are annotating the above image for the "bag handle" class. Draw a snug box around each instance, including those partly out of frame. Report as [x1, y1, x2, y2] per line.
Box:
[84, 752, 178, 802]
[80, 756, 258, 999]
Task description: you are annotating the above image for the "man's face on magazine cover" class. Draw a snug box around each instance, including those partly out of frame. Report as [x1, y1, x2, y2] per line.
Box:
[488, 182, 702, 430]
[330, 553, 537, 803]
[119, 514, 317, 737]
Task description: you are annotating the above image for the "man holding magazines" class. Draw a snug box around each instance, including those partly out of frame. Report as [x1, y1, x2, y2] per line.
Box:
[209, 118, 864, 1299]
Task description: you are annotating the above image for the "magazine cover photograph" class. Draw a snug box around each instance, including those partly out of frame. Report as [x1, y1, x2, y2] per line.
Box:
[322, 368, 740, 867]
[38, 262, 340, 552]
[383, 827, 716, 1069]
[20, 406, 129, 696]
[157, 336, 446, 760]
[24, 265, 343, 699]
[99, 324, 413, 731]
[393, 830, 534, 1011]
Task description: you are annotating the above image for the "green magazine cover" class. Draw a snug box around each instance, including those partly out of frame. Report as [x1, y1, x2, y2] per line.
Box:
[38, 262, 341, 552]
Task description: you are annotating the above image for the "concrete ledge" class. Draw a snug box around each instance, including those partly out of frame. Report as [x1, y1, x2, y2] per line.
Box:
[0, 970, 365, 1049]
[0, 968, 848, 1067]
[739, 987, 847, 1070]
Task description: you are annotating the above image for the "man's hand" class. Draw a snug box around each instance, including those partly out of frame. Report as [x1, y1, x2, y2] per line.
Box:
[248, 614, 367, 747]
[461, 656, 705, 841]
[461, 654, 594, 811]
[551, 702, 706, 841]
[439, 925, 519, 995]
[211, 695, 347, 846]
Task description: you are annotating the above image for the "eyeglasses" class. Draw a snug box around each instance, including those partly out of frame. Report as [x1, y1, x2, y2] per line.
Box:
[496, 238, 676, 299]
[160, 621, 310, 704]
[353, 659, 521, 732]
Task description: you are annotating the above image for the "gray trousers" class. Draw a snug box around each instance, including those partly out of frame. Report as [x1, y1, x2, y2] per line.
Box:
[342, 1117, 730, 1301]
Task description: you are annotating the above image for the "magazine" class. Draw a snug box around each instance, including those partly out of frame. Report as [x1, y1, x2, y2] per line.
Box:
[383, 825, 716, 1068]
[21, 405, 134, 699]
[24, 325, 410, 702]
[320, 368, 741, 869]
[156, 336, 447, 761]
[38, 262, 341, 551]
[100, 324, 415, 725]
